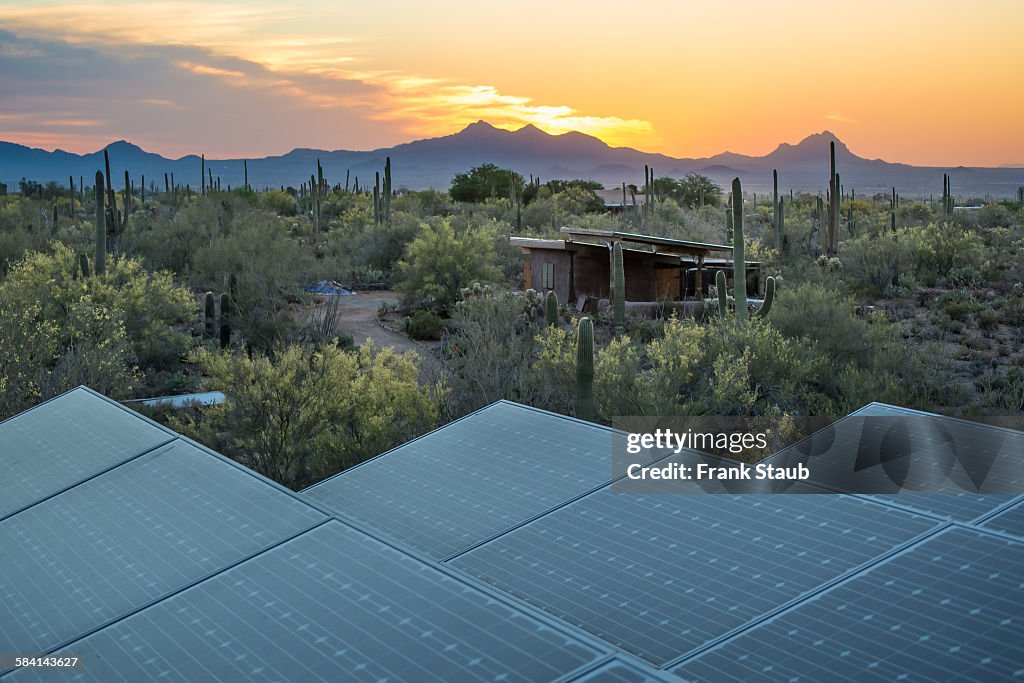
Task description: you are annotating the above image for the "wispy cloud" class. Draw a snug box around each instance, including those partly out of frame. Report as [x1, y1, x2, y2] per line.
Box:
[0, 4, 656, 154]
[825, 113, 859, 124]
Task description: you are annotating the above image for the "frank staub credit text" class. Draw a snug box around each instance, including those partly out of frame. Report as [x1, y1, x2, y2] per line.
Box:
[623, 429, 810, 481]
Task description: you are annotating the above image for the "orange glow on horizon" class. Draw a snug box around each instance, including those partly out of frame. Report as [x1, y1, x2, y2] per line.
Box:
[1, 0, 1022, 166]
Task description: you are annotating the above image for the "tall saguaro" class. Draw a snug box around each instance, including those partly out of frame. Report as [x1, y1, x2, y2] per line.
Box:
[828, 141, 839, 256]
[94, 171, 106, 276]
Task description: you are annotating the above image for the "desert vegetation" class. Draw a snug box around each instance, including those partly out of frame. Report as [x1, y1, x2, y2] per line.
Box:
[2, 150, 1022, 487]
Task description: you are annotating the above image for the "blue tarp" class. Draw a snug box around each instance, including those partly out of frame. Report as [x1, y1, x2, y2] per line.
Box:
[305, 280, 356, 295]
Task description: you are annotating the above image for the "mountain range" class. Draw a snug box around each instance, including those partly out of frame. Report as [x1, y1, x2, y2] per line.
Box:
[2, 121, 1023, 197]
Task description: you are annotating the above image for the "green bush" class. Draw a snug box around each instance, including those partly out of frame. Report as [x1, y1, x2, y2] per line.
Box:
[936, 289, 977, 320]
[407, 309, 443, 340]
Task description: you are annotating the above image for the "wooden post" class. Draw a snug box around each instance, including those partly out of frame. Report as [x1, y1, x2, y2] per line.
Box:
[695, 254, 704, 298]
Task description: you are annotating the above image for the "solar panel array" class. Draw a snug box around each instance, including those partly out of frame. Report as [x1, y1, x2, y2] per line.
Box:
[0, 389, 173, 520]
[3, 389, 1022, 682]
[450, 491, 940, 664]
[303, 401, 658, 559]
[672, 527, 1024, 682]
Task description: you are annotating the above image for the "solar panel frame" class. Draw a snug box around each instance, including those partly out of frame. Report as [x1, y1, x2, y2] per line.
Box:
[450, 487, 943, 666]
[0, 439, 327, 661]
[671, 526, 1024, 682]
[762, 402, 1024, 521]
[303, 400, 665, 559]
[4, 520, 607, 683]
[978, 495, 1024, 539]
[558, 657, 679, 683]
[0, 388, 177, 521]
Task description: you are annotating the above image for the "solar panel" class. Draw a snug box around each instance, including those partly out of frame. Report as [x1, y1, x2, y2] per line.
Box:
[672, 527, 1024, 682]
[304, 401, 639, 559]
[563, 659, 671, 683]
[980, 496, 1024, 538]
[857, 493, 1018, 523]
[6, 521, 604, 683]
[0, 440, 326, 658]
[767, 408, 1024, 497]
[0, 388, 173, 520]
[451, 490, 941, 665]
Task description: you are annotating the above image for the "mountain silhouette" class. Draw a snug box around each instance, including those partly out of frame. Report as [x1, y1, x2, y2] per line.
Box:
[2, 123, 1022, 196]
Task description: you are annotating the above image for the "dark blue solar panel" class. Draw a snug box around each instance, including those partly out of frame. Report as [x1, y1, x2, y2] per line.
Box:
[304, 401, 638, 559]
[764, 403, 1023, 519]
[857, 493, 1017, 523]
[451, 491, 940, 665]
[0, 440, 325, 657]
[673, 527, 1024, 682]
[0, 388, 173, 520]
[564, 659, 671, 682]
[6, 521, 603, 683]
[980, 496, 1024, 538]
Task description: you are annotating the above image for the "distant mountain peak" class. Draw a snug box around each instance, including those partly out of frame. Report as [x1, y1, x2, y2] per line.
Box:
[515, 123, 545, 134]
[102, 140, 147, 154]
[460, 120, 499, 133]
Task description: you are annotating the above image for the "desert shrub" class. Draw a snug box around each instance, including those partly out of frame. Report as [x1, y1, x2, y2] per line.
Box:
[257, 190, 299, 216]
[839, 232, 910, 294]
[936, 289, 977, 320]
[407, 309, 443, 340]
[172, 342, 444, 489]
[1, 242, 193, 370]
[395, 218, 501, 315]
[908, 223, 986, 286]
[977, 307, 1000, 330]
[193, 214, 318, 349]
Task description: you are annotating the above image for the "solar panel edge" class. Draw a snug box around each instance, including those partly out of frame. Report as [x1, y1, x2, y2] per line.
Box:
[10, 518, 615, 682]
[970, 492, 1024, 525]
[299, 399, 516, 494]
[553, 655, 679, 683]
[0, 386, 97, 429]
[661, 521, 961, 671]
[0, 435, 179, 525]
[76, 385, 181, 438]
[0, 517, 334, 673]
[852, 401, 1024, 437]
[670, 524, 1024, 682]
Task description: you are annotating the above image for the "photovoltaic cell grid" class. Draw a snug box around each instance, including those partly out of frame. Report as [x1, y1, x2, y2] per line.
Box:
[6, 521, 603, 683]
[562, 659, 672, 683]
[0, 440, 325, 657]
[769, 402, 1021, 522]
[0, 388, 172, 520]
[451, 490, 941, 666]
[672, 527, 1024, 682]
[304, 401, 633, 559]
[980, 496, 1024, 538]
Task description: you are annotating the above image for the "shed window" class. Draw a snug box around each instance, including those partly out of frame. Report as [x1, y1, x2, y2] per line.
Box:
[542, 263, 554, 289]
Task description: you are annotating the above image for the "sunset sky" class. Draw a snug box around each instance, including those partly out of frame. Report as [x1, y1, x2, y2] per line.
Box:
[1, 0, 1022, 166]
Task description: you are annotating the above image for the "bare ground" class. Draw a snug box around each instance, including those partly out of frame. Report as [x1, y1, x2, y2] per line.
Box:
[310, 290, 442, 358]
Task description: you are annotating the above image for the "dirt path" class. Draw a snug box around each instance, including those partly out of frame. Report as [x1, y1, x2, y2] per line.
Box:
[316, 291, 442, 359]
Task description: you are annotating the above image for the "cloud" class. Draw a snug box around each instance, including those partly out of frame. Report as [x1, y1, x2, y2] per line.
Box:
[825, 113, 859, 124]
[0, 9, 657, 155]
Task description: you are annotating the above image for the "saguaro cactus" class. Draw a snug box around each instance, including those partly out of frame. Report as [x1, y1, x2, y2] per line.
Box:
[219, 292, 231, 349]
[717, 178, 775, 321]
[94, 171, 106, 276]
[576, 316, 595, 422]
[776, 196, 785, 252]
[204, 291, 216, 338]
[731, 178, 748, 322]
[612, 241, 625, 335]
[545, 290, 559, 326]
[828, 141, 840, 255]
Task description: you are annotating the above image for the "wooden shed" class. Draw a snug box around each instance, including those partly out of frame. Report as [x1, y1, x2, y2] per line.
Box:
[510, 228, 759, 306]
